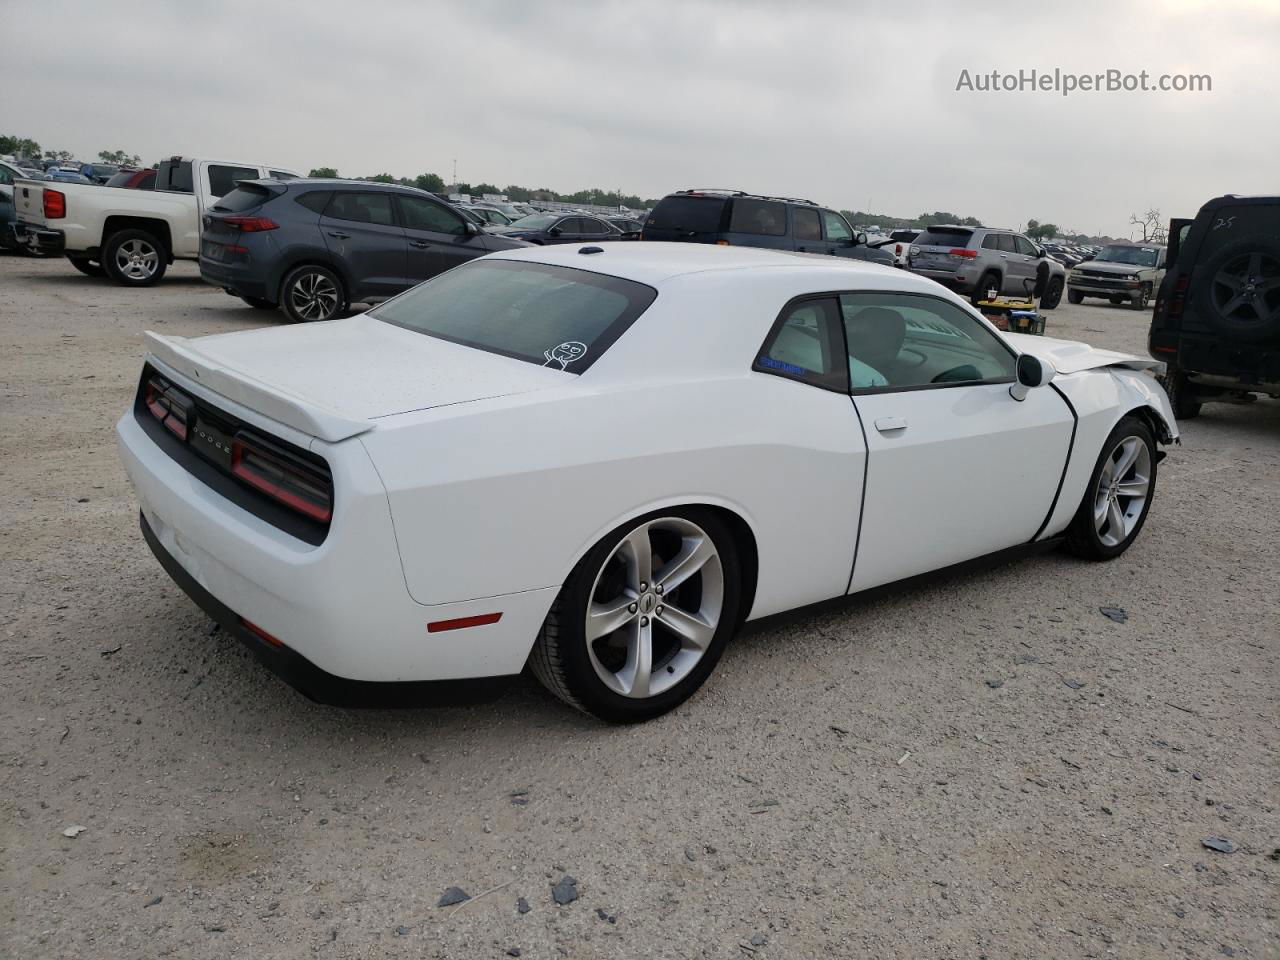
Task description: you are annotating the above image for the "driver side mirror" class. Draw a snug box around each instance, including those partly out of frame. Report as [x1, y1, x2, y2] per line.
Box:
[854, 231, 868, 246]
[1010, 354, 1054, 401]
[548, 227, 562, 237]
[464, 221, 480, 236]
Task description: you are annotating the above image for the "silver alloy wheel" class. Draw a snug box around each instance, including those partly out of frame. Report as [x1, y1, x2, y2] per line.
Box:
[585, 517, 724, 699]
[114, 238, 159, 280]
[290, 272, 339, 321]
[1093, 436, 1152, 547]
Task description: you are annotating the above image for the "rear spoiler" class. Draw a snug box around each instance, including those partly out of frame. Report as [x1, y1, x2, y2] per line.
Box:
[144, 332, 373, 443]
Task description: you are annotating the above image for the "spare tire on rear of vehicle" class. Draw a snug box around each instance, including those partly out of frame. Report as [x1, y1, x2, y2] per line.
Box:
[1192, 238, 1280, 343]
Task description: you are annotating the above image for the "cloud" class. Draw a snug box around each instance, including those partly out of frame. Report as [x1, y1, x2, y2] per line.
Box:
[3, 0, 1275, 235]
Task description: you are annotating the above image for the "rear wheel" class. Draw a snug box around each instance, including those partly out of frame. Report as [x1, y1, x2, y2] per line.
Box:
[66, 255, 104, 278]
[971, 270, 1000, 305]
[1064, 416, 1158, 560]
[529, 509, 742, 723]
[1159, 368, 1202, 420]
[279, 265, 346, 323]
[102, 229, 167, 286]
[240, 295, 277, 310]
[1040, 276, 1064, 310]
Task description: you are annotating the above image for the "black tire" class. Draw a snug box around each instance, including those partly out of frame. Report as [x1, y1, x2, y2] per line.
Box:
[1131, 282, 1152, 311]
[529, 508, 744, 723]
[278, 265, 346, 323]
[1064, 416, 1158, 561]
[1040, 276, 1064, 310]
[1158, 368, 1202, 420]
[1191, 238, 1280, 342]
[1068, 288, 1084, 304]
[66, 255, 104, 278]
[240, 295, 277, 310]
[971, 270, 1000, 305]
[1109, 294, 1125, 305]
[101, 228, 167, 286]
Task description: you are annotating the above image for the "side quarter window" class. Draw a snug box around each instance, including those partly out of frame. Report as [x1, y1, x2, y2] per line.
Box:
[840, 292, 1017, 392]
[753, 298, 850, 392]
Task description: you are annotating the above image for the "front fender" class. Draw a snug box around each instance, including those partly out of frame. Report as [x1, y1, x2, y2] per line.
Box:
[1109, 367, 1179, 443]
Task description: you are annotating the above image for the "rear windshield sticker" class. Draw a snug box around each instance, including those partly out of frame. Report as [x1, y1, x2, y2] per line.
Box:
[543, 341, 588, 369]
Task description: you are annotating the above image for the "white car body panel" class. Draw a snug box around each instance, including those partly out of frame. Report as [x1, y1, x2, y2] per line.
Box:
[116, 243, 1178, 686]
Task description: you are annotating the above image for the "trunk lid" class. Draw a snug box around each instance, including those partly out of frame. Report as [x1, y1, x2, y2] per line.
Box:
[145, 314, 568, 442]
[13, 178, 51, 225]
[908, 227, 976, 270]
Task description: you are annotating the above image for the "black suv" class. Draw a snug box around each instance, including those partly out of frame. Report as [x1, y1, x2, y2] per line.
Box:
[1149, 195, 1280, 418]
[200, 179, 529, 323]
[640, 189, 895, 266]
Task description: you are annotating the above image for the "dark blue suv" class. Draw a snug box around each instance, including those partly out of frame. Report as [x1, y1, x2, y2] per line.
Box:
[641, 188, 894, 266]
[200, 179, 529, 322]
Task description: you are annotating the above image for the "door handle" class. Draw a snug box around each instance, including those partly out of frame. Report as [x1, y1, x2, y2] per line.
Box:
[874, 416, 908, 433]
[409, 240, 431, 249]
[327, 231, 351, 240]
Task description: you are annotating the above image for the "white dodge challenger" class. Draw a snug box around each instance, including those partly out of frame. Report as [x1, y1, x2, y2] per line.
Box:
[117, 243, 1178, 722]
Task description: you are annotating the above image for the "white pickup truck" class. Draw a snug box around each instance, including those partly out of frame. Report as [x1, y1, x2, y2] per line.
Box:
[12, 156, 298, 286]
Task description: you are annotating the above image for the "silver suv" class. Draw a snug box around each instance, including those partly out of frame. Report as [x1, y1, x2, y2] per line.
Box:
[907, 225, 1067, 308]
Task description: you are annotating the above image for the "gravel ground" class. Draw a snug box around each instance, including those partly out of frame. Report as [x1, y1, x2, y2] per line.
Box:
[1, 255, 1276, 960]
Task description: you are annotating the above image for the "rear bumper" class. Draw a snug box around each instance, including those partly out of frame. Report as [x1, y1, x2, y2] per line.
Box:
[13, 220, 65, 255]
[1169, 335, 1280, 393]
[199, 256, 272, 300]
[908, 265, 979, 292]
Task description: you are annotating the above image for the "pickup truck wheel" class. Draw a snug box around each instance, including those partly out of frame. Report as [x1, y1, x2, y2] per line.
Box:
[1068, 288, 1084, 304]
[280, 265, 346, 323]
[240, 296, 277, 310]
[1040, 276, 1064, 310]
[102, 229, 167, 286]
[66, 255, 104, 278]
[1158, 369, 1202, 420]
[1131, 282, 1152, 310]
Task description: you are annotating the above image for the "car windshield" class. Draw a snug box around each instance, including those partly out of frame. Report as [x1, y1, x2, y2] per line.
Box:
[1096, 245, 1159, 266]
[370, 260, 657, 372]
[506, 214, 559, 230]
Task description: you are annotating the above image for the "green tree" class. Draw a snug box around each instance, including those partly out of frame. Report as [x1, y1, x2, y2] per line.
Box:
[0, 134, 41, 158]
[453, 182, 472, 195]
[43, 148, 75, 165]
[308, 166, 339, 178]
[414, 172, 444, 192]
[1026, 222, 1059, 240]
[98, 149, 141, 166]
[471, 182, 500, 196]
[362, 173, 397, 183]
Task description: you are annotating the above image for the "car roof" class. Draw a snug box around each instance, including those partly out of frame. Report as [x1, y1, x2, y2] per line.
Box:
[487, 241, 919, 289]
[665, 188, 821, 207]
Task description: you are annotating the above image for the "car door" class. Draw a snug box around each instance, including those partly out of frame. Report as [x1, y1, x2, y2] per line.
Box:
[1009, 234, 1042, 296]
[578, 216, 615, 243]
[820, 209, 859, 258]
[793, 207, 823, 253]
[319, 190, 407, 298]
[397, 193, 486, 284]
[547, 217, 585, 244]
[841, 291, 1074, 592]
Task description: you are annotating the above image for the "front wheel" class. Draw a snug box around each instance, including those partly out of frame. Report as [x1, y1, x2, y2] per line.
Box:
[1132, 282, 1152, 311]
[279, 265, 346, 323]
[971, 271, 1000, 306]
[1064, 416, 1158, 560]
[1040, 276, 1064, 310]
[1068, 288, 1084, 304]
[529, 509, 743, 723]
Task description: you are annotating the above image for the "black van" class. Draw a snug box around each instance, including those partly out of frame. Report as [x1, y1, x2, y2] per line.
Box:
[641, 189, 894, 266]
[1149, 195, 1280, 418]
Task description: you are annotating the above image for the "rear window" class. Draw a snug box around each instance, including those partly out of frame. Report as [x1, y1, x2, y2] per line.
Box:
[207, 164, 260, 198]
[646, 195, 728, 234]
[914, 227, 974, 247]
[889, 230, 919, 242]
[370, 260, 657, 373]
[211, 184, 273, 213]
[728, 198, 787, 237]
[156, 160, 194, 194]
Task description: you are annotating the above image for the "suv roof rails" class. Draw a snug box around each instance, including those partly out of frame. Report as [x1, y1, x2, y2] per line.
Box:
[675, 188, 820, 207]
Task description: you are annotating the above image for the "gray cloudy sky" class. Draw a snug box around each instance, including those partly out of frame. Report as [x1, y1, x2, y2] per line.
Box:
[5, 0, 1276, 236]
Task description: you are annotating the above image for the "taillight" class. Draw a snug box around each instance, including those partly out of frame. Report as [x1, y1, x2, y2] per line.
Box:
[894, 243, 903, 255]
[144, 376, 191, 440]
[43, 189, 66, 219]
[231, 433, 333, 523]
[1168, 274, 1189, 319]
[222, 216, 278, 232]
[948, 248, 978, 258]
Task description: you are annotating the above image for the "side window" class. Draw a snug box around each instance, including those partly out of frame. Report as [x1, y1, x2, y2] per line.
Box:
[728, 198, 787, 237]
[1156, 249, 1167, 269]
[579, 218, 607, 236]
[996, 233, 1018, 253]
[326, 192, 396, 226]
[840, 292, 1016, 392]
[0, 166, 11, 186]
[156, 160, 194, 194]
[269, 170, 297, 180]
[981, 234, 1001, 250]
[753, 298, 849, 392]
[1014, 235, 1038, 257]
[295, 191, 331, 214]
[398, 195, 466, 235]
[821, 210, 853, 243]
[556, 218, 583, 233]
[793, 208, 821, 242]
[206, 164, 260, 198]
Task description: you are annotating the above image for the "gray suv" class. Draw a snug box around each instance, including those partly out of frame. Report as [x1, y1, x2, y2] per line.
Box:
[907, 225, 1066, 308]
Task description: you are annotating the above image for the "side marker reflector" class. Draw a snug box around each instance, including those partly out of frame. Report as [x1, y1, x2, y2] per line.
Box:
[428, 613, 503, 633]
